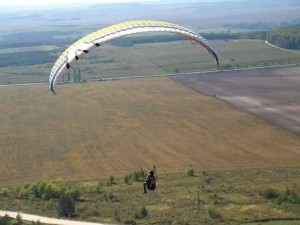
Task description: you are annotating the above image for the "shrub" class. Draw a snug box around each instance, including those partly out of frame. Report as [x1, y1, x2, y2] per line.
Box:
[58, 195, 75, 217]
[109, 175, 116, 185]
[133, 170, 143, 182]
[16, 212, 23, 224]
[0, 214, 11, 225]
[185, 168, 195, 177]
[204, 204, 220, 219]
[124, 170, 144, 183]
[124, 175, 130, 184]
[64, 186, 81, 201]
[96, 181, 104, 194]
[284, 189, 300, 204]
[262, 188, 280, 199]
[134, 206, 148, 219]
[124, 217, 137, 225]
[0, 188, 10, 197]
[140, 206, 148, 218]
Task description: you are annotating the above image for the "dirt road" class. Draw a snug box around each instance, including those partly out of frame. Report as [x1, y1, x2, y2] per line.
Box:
[0, 210, 109, 225]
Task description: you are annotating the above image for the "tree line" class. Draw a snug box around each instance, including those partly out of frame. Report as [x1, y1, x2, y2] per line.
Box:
[204, 24, 300, 50]
[0, 50, 57, 67]
[266, 25, 300, 49]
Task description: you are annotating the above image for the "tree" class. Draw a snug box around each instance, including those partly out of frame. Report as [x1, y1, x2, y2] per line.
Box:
[58, 195, 75, 217]
[0, 214, 11, 225]
[16, 212, 23, 224]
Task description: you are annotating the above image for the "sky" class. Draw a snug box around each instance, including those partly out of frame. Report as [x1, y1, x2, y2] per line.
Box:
[0, 0, 229, 6]
[0, 0, 157, 6]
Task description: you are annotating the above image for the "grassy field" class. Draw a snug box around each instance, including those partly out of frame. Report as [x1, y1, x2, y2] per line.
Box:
[0, 167, 299, 225]
[0, 45, 60, 54]
[0, 78, 300, 187]
[1, 39, 300, 85]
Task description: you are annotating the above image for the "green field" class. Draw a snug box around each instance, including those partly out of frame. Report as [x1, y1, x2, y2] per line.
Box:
[1, 167, 299, 225]
[1, 39, 300, 85]
[0, 45, 60, 54]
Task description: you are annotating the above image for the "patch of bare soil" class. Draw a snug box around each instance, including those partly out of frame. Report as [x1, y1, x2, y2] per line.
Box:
[171, 65, 300, 134]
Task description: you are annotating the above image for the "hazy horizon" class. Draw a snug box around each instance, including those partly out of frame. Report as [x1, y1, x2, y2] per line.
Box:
[0, 0, 239, 6]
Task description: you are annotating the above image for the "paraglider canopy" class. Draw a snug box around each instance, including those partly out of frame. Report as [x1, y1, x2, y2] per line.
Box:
[49, 20, 219, 93]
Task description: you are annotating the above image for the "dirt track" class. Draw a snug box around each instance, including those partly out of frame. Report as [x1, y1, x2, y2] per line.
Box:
[171, 65, 300, 134]
[0, 210, 108, 225]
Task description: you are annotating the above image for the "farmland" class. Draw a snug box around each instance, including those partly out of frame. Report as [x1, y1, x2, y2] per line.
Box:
[0, 1, 300, 222]
[1, 39, 300, 85]
[0, 73, 300, 224]
[0, 36, 300, 225]
[1, 75, 300, 187]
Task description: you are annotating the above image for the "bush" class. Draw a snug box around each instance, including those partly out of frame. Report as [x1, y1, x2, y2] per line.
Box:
[133, 170, 143, 182]
[140, 206, 148, 218]
[58, 195, 75, 217]
[134, 206, 148, 219]
[0, 214, 11, 225]
[0, 188, 10, 197]
[185, 168, 195, 177]
[204, 204, 220, 219]
[262, 188, 280, 199]
[283, 188, 300, 204]
[16, 212, 23, 224]
[124, 175, 130, 184]
[109, 175, 116, 185]
[64, 186, 81, 201]
[125, 170, 144, 183]
[261, 187, 300, 204]
[124, 217, 137, 225]
[96, 181, 104, 194]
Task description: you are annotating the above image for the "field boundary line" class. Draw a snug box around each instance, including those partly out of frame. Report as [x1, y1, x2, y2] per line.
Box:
[0, 64, 298, 88]
[88, 64, 299, 82]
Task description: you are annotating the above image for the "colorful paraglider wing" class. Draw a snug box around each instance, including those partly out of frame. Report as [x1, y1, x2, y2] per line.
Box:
[49, 20, 219, 93]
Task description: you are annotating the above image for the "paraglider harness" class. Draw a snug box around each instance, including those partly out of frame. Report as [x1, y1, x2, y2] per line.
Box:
[142, 166, 157, 193]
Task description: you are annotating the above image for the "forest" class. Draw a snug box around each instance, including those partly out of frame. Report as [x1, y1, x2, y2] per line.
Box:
[205, 24, 300, 50]
[266, 25, 300, 49]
